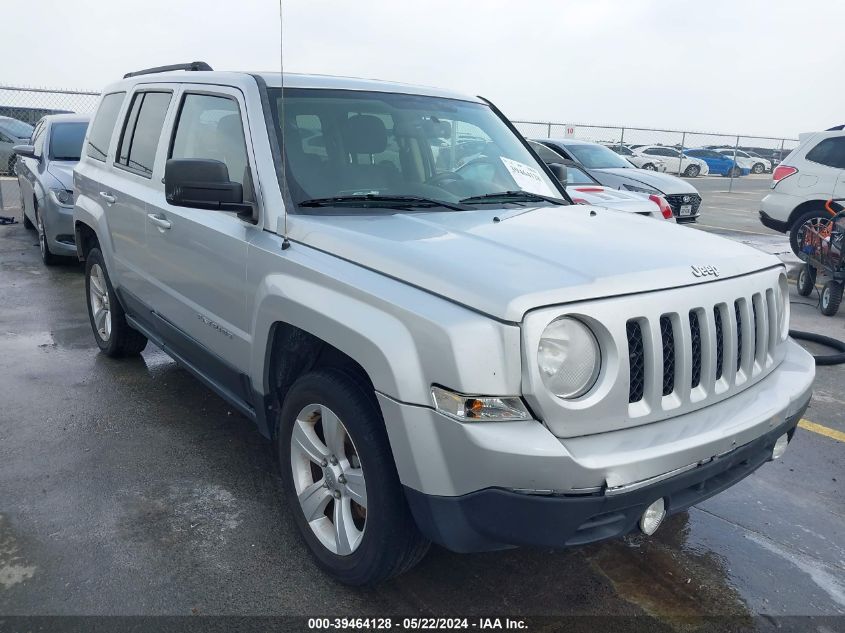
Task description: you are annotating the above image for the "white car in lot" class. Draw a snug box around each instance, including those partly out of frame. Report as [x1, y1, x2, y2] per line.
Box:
[528, 142, 674, 220]
[635, 145, 709, 177]
[759, 129, 845, 253]
[604, 144, 666, 171]
[715, 149, 771, 174]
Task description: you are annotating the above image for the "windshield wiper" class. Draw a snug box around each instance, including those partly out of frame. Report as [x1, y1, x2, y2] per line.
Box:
[459, 190, 566, 205]
[299, 194, 466, 211]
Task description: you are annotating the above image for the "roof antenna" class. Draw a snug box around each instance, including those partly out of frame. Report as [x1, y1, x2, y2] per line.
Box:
[279, 0, 291, 250]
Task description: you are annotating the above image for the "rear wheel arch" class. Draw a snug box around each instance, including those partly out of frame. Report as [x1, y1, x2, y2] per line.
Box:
[787, 199, 830, 228]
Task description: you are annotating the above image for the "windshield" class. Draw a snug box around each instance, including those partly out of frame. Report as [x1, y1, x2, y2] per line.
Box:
[49, 122, 88, 160]
[609, 145, 633, 156]
[269, 88, 563, 212]
[566, 143, 632, 169]
[0, 118, 34, 140]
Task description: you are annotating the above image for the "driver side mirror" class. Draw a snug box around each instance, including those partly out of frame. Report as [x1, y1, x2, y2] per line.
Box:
[13, 144, 38, 161]
[164, 159, 252, 218]
[547, 162, 568, 184]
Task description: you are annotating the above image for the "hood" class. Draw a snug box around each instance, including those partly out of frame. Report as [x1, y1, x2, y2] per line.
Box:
[288, 205, 779, 322]
[47, 162, 76, 189]
[589, 167, 699, 195]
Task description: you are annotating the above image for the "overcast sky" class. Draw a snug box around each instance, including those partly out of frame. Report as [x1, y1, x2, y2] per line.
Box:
[5, 0, 842, 138]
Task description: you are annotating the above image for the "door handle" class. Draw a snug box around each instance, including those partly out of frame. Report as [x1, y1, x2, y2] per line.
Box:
[147, 213, 172, 230]
[99, 191, 115, 204]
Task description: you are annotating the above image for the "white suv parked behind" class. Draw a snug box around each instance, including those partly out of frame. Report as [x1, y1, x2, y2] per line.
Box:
[759, 130, 845, 253]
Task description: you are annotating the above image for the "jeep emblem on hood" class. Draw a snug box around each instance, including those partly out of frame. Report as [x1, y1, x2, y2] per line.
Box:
[691, 264, 719, 278]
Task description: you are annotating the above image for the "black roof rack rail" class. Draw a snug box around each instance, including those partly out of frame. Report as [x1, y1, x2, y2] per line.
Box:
[123, 61, 213, 79]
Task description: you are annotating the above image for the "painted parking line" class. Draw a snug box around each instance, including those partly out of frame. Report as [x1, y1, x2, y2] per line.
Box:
[695, 223, 777, 236]
[798, 419, 845, 443]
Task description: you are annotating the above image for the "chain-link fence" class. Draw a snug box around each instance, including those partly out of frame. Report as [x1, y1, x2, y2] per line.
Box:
[514, 120, 799, 185]
[0, 85, 100, 210]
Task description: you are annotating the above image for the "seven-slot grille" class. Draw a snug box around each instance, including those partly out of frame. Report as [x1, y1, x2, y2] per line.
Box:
[626, 290, 780, 406]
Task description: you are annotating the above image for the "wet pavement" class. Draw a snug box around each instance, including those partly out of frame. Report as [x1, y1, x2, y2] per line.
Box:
[0, 176, 843, 629]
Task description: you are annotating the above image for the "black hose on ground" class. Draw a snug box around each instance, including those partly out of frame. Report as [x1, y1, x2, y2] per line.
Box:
[789, 329, 845, 365]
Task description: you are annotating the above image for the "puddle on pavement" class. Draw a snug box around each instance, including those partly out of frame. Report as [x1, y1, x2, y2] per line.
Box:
[584, 512, 751, 630]
[0, 515, 36, 590]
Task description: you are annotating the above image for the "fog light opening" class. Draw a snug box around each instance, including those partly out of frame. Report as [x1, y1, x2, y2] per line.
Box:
[772, 433, 789, 460]
[639, 498, 666, 536]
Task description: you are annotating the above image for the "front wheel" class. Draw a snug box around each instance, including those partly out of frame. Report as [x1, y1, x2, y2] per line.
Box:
[85, 248, 148, 357]
[642, 163, 656, 171]
[278, 368, 429, 585]
[820, 281, 843, 316]
[36, 206, 60, 266]
[752, 163, 765, 174]
[683, 164, 700, 177]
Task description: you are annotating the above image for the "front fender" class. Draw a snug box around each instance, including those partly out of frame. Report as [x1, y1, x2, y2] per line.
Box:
[248, 239, 523, 407]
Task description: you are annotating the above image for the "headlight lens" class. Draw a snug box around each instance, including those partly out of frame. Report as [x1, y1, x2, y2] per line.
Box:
[538, 317, 601, 399]
[621, 183, 660, 195]
[431, 386, 531, 422]
[50, 188, 73, 206]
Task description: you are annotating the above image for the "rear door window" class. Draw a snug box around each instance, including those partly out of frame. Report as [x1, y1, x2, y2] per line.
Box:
[806, 137, 845, 170]
[116, 91, 172, 177]
[86, 92, 125, 162]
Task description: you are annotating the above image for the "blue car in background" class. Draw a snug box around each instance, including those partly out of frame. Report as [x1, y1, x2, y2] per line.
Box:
[684, 148, 749, 177]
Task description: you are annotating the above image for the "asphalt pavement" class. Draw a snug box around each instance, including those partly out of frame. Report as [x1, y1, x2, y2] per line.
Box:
[0, 175, 843, 630]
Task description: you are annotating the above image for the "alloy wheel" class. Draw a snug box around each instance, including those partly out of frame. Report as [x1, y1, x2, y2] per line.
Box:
[88, 263, 112, 341]
[290, 403, 367, 555]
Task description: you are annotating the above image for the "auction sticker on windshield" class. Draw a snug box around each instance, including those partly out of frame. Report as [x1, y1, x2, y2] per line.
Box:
[500, 157, 557, 197]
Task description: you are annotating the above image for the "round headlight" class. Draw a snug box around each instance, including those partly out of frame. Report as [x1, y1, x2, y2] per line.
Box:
[538, 317, 600, 399]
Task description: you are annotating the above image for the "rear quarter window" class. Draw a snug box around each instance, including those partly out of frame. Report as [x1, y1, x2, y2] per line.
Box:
[86, 92, 126, 161]
[805, 137, 845, 170]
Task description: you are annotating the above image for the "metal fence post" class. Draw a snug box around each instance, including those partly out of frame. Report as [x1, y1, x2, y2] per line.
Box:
[729, 135, 740, 193]
[779, 138, 785, 164]
[678, 132, 686, 176]
[619, 127, 625, 149]
[547, 123, 552, 138]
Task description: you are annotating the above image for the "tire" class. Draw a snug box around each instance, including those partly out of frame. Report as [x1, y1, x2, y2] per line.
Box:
[35, 205, 61, 266]
[730, 166, 741, 177]
[642, 163, 656, 171]
[752, 162, 765, 174]
[820, 281, 843, 317]
[683, 164, 700, 177]
[85, 248, 148, 357]
[278, 368, 430, 585]
[790, 208, 834, 256]
[797, 264, 816, 297]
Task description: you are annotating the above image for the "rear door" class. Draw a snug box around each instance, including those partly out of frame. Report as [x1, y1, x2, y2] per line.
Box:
[16, 120, 44, 220]
[143, 86, 259, 382]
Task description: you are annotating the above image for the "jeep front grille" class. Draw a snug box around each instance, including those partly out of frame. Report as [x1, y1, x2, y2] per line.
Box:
[627, 288, 780, 406]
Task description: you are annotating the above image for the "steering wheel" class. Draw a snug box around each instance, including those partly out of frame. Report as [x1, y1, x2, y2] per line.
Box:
[425, 170, 465, 186]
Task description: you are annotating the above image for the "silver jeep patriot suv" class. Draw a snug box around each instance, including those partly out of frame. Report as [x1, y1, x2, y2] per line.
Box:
[73, 62, 815, 585]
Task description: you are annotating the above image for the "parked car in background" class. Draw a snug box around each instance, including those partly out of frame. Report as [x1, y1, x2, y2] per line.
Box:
[713, 148, 770, 174]
[635, 145, 708, 177]
[15, 114, 90, 265]
[759, 129, 845, 254]
[528, 142, 673, 220]
[535, 138, 703, 222]
[604, 143, 666, 171]
[0, 116, 34, 174]
[684, 148, 749, 177]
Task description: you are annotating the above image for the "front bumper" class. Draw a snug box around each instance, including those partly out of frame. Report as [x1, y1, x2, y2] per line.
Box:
[404, 405, 806, 552]
[44, 199, 76, 255]
[379, 339, 814, 551]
